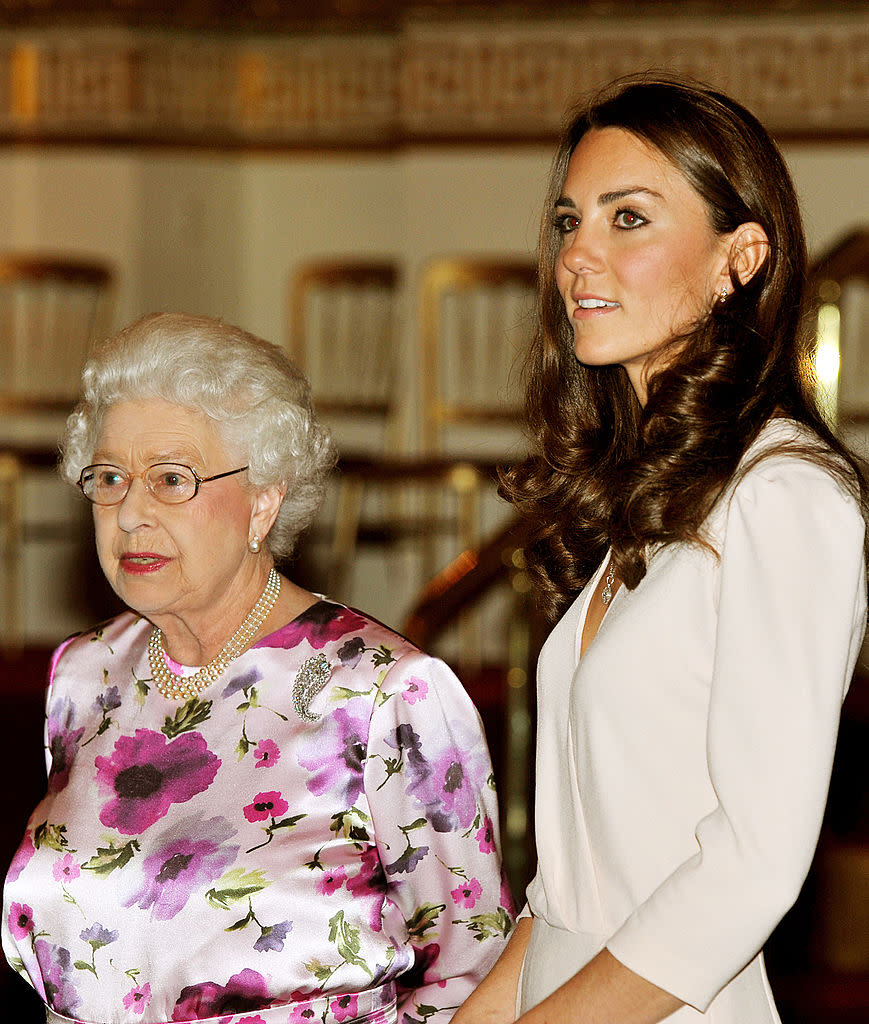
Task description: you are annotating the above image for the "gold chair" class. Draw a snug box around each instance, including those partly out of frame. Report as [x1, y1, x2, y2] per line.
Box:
[289, 259, 405, 597]
[0, 254, 115, 647]
[0, 255, 114, 412]
[289, 259, 399, 453]
[420, 256, 537, 455]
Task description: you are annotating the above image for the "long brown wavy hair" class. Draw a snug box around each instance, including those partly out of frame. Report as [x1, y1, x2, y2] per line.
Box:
[501, 74, 869, 621]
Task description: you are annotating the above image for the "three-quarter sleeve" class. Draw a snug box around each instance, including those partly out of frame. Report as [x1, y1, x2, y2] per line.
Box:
[364, 650, 513, 1022]
[606, 459, 866, 1010]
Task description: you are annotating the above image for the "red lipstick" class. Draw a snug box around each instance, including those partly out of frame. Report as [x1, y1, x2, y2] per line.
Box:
[119, 553, 171, 575]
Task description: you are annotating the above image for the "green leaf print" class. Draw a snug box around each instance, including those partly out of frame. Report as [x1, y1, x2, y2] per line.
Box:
[33, 821, 71, 852]
[226, 908, 255, 931]
[455, 906, 514, 941]
[205, 867, 269, 909]
[405, 903, 445, 941]
[162, 698, 212, 738]
[81, 838, 140, 876]
[328, 910, 372, 978]
[89, 627, 114, 654]
[332, 687, 372, 700]
[132, 670, 150, 708]
[371, 644, 395, 668]
[304, 958, 334, 985]
[330, 807, 371, 843]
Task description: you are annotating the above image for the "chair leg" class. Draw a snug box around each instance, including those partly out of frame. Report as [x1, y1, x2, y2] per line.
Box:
[0, 455, 24, 650]
[328, 476, 365, 599]
[452, 464, 483, 665]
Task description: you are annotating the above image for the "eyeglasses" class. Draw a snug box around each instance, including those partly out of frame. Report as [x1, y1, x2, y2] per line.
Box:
[77, 463, 249, 506]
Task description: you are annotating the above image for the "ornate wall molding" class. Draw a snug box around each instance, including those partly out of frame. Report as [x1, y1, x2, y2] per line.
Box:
[3, 14, 869, 147]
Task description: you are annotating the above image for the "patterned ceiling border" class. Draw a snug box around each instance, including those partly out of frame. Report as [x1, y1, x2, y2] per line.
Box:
[2, 14, 869, 147]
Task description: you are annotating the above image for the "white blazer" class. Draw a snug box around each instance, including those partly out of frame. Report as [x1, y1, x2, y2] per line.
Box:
[519, 420, 867, 1022]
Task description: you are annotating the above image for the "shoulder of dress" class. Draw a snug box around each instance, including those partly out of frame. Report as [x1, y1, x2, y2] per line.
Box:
[338, 605, 421, 662]
[52, 611, 147, 673]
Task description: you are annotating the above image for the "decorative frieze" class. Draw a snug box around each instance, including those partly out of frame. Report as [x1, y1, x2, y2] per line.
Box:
[3, 15, 869, 146]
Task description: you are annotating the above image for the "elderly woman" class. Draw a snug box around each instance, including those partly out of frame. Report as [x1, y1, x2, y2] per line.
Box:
[2, 313, 513, 1024]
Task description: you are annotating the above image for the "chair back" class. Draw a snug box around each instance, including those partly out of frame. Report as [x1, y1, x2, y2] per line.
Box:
[0, 255, 114, 412]
[289, 259, 399, 452]
[420, 256, 536, 454]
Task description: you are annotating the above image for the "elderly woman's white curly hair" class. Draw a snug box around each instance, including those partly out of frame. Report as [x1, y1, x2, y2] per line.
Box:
[61, 312, 336, 560]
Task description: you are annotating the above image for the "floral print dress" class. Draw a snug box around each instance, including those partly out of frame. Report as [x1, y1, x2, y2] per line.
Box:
[2, 601, 513, 1024]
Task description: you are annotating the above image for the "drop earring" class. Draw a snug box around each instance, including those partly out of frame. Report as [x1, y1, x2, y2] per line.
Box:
[249, 535, 260, 553]
[719, 287, 729, 302]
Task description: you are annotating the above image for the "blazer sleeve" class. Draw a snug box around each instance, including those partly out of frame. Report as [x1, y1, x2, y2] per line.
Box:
[606, 458, 867, 1011]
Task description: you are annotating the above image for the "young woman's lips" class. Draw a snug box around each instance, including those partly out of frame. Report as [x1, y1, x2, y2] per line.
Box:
[572, 296, 620, 319]
[119, 553, 171, 575]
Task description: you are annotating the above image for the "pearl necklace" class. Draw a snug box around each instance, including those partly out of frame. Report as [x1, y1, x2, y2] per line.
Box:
[148, 567, 281, 701]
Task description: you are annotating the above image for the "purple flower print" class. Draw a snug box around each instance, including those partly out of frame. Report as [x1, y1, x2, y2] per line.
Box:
[95, 685, 122, 713]
[385, 843, 429, 876]
[254, 738, 280, 768]
[427, 745, 487, 829]
[298, 706, 369, 804]
[337, 635, 365, 667]
[331, 994, 359, 1022]
[402, 675, 429, 705]
[123, 981, 152, 1014]
[171, 967, 273, 1020]
[52, 853, 81, 883]
[395, 725, 489, 832]
[8, 902, 34, 940]
[34, 939, 81, 1016]
[94, 729, 220, 835]
[6, 831, 35, 884]
[316, 865, 348, 896]
[80, 922, 119, 948]
[46, 695, 86, 794]
[125, 815, 239, 920]
[222, 666, 263, 699]
[253, 920, 292, 952]
[476, 817, 496, 853]
[450, 877, 483, 909]
[243, 791, 289, 822]
[271, 601, 368, 651]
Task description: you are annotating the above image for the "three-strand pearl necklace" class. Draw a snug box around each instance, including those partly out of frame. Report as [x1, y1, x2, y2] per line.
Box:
[148, 567, 281, 701]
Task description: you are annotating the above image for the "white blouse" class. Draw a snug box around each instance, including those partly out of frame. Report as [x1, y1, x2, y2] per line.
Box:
[520, 421, 867, 1022]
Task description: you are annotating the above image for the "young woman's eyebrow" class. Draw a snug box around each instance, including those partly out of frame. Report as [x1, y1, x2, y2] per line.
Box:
[554, 185, 664, 210]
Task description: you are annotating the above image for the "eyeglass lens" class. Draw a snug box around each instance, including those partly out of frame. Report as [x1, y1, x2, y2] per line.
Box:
[80, 464, 198, 505]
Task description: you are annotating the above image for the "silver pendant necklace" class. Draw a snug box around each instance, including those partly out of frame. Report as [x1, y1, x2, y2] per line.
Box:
[601, 562, 616, 605]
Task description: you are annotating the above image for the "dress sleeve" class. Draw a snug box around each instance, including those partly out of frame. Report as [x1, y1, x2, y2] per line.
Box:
[364, 650, 514, 1022]
[606, 459, 867, 1011]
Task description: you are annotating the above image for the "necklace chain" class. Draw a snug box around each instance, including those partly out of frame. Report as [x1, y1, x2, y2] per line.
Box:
[148, 567, 281, 701]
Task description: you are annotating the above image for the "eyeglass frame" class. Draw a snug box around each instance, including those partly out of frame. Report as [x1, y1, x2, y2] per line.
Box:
[77, 462, 249, 506]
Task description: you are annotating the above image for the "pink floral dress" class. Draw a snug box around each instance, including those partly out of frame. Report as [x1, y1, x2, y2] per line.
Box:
[2, 601, 513, 1024]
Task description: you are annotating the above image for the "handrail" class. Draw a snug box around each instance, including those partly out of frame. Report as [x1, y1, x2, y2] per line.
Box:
[402, 516, 528, 649]
[809, 229, 869, 290]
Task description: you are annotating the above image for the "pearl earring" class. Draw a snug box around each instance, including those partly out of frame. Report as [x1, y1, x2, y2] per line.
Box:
[249, 535, 260, 553]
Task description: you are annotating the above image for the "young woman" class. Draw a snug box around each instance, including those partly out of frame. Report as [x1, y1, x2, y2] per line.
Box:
[455, 75, 868, 1024]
